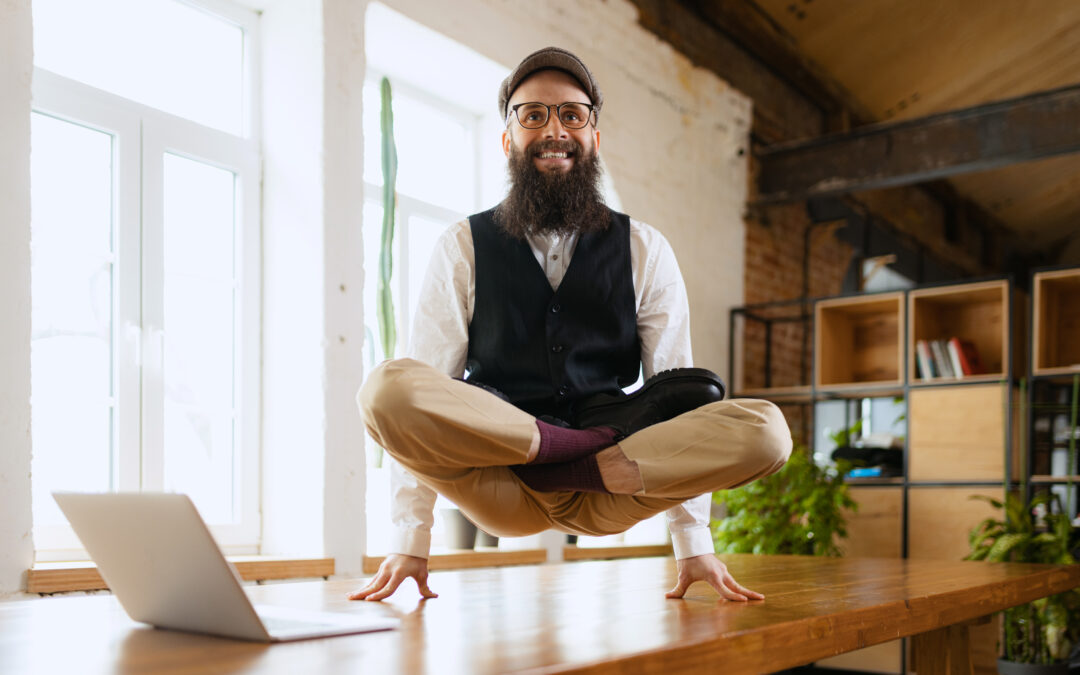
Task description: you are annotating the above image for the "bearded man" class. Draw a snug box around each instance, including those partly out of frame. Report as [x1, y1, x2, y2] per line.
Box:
[351, 47, 792, 603]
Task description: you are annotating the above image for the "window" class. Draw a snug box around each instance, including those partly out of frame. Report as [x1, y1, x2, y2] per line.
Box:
[30, 0, 260, 558]
[360, 4, 508, 552]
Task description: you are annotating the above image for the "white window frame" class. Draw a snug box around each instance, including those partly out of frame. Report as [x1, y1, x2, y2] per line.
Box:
[30, 0, 261, 560]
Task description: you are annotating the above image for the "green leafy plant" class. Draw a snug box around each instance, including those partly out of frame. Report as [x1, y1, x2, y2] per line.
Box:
[828, 417, 863, 450]
[966, 491, 1080, 664]
[712, 443, 857, 557]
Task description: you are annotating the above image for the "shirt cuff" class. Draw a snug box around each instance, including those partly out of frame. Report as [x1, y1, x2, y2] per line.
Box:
[670, 526, 715, 560]
[390, 527, 432, 559]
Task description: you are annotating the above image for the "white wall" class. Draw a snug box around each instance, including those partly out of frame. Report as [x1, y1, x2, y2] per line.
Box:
[320, 0, 368, 577]
[0, 0, 35, 596]
[258, 0, 331, 560]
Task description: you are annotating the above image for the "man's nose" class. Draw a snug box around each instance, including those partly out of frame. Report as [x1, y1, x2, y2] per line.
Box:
[540, 109, 569, 138]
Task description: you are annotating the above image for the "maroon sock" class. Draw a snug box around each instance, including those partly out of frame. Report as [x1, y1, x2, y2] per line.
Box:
[511, 455, 609, 493]
[531, 420, 617, 464]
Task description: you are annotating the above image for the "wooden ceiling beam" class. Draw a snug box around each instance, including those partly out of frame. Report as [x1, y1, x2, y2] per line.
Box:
[755, 84, 1080, 205]
[627, 0, 824, 142]
[685, 0, 874, 128]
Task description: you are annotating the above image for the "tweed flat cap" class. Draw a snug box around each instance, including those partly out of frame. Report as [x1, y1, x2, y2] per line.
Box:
[498, 46, 603, 119]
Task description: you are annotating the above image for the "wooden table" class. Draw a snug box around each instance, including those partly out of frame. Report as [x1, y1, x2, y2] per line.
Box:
[2, 555, 1077, 674]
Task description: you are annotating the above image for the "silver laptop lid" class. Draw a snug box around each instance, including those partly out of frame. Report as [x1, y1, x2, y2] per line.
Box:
[53, 492, 269, 641]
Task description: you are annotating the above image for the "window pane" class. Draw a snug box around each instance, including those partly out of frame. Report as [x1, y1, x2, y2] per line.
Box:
[30, 113, 115, 530]
[33, 0, 244, 135]
[362, 200, 388, 365]
[363, 81, 475, 213]
[406, 214, 447, 319]
[162, 153, 238, 524]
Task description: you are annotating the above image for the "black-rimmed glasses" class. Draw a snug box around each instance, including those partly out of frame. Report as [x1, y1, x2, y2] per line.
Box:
[505, 102, 596, 130]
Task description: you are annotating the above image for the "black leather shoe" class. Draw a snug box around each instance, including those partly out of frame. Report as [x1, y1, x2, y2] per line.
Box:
[571, 368, 726, 439]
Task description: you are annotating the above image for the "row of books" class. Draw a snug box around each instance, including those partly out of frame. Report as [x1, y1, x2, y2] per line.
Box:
[915, 337, 986, 380]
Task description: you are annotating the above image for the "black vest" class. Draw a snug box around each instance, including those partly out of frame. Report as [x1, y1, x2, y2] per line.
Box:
[465, 207, 640, 420]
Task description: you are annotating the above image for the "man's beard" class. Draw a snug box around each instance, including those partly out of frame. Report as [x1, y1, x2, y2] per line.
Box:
[494, 138, 609, 240]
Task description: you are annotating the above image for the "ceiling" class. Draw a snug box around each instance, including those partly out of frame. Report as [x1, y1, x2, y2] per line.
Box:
[748, 0, 1080, 251]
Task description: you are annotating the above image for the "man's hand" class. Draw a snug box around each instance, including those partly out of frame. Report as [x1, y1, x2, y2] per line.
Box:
[347, 554, 438, 602]
[665, 554, 764, 602]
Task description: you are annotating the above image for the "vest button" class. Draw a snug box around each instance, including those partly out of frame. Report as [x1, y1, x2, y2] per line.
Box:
[558, 386, 570, 396]
[551, 344, 563, 353]
[550, 303, 561, 313]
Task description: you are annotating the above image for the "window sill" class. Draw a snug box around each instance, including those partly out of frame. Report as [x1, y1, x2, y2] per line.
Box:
[362, 549, 547, 574]
[362, 544, 673, 574]
[27, 557, 335, 594]
[564, 544, 672, 561]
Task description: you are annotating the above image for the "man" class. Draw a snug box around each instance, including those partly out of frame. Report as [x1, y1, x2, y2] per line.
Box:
[351, 47, 791, 603]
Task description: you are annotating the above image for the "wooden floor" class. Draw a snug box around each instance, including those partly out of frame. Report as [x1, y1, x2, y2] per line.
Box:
[1, 554, 1078, 674]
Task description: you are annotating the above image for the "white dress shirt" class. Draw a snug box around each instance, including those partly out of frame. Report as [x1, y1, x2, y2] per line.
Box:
[390, 217, 714, 561]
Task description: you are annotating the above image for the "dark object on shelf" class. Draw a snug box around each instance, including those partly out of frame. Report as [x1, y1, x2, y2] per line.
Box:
[831, 445, 904, 477]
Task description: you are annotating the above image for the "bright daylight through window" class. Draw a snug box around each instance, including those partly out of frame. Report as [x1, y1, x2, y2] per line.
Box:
[30, 0, 259, 558]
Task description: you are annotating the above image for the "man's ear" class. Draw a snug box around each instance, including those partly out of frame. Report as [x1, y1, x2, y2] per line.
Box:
[593, 128, 600, 154]
[501, 129, 511, 158]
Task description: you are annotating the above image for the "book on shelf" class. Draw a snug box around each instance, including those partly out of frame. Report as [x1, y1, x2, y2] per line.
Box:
[915, 340, 936, 381]
[930, 339, 955, 378]
[947, 337, 986, 375]
[917, 337, 986, 380]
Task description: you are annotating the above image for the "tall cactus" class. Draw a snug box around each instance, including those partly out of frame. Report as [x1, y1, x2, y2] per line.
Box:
[378, 76, 397, 362]
[371, 77, 398, 469]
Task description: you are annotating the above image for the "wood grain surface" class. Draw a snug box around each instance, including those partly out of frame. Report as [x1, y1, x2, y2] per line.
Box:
[2, 554, 1077, 674]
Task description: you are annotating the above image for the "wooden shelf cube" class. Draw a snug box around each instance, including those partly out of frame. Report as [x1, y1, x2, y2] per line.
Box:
[908, 383, 1015, 482]
[814, 292, 904, 390]
[1033, 268, 1080, 375]
[841, 486, 903, 558]
[908, 280, 1009, 382]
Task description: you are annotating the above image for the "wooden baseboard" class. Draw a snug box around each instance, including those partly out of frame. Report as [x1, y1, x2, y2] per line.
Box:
[362, 549, 547, 574]
[27, 557, 335, 594]
[563, 544, 672, 561]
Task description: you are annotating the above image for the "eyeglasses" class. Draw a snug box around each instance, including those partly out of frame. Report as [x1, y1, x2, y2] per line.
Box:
[506, 102, 596, 130]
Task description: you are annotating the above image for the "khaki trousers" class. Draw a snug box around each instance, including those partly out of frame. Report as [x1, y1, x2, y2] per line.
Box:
[358, 358, 792, 538]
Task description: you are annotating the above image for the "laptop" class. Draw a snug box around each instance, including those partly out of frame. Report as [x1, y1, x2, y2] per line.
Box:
[53, 492, 400, 642]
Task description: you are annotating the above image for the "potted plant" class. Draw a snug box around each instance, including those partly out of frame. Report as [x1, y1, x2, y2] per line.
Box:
[967, 491, 1080, 674]
[967, 376, 1080, 674]
[712, 441, 857, 556]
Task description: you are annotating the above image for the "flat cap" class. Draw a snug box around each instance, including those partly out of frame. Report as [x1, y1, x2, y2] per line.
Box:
[498, 46, 603, 119]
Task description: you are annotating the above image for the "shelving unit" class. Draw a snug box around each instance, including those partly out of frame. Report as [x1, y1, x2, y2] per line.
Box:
[1033, 268, 1080, 376]
[731, 277, 1025, 675]
[815, 292, 904, 390]
[1025, 266, 1080, 527]
[908, 279, 1011, 384]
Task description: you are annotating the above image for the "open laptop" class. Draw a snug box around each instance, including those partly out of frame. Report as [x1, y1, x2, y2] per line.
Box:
[53, 492, 400, 642]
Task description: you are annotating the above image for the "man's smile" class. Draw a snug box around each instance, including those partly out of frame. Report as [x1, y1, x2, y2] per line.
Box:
[532, 146, 576, 171]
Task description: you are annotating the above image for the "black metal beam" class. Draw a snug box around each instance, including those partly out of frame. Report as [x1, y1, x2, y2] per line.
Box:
[756, 84, 1080, 205]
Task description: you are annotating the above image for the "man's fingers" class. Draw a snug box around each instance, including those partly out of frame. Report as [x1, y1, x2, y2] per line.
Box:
[347, 571, 389, 600]
[364, 572, 405, 601]
[706, 571, 747, 602]
[417, 580, 439, 599]
[665, 576, 691, 599]
[724, 572, 764, 600]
